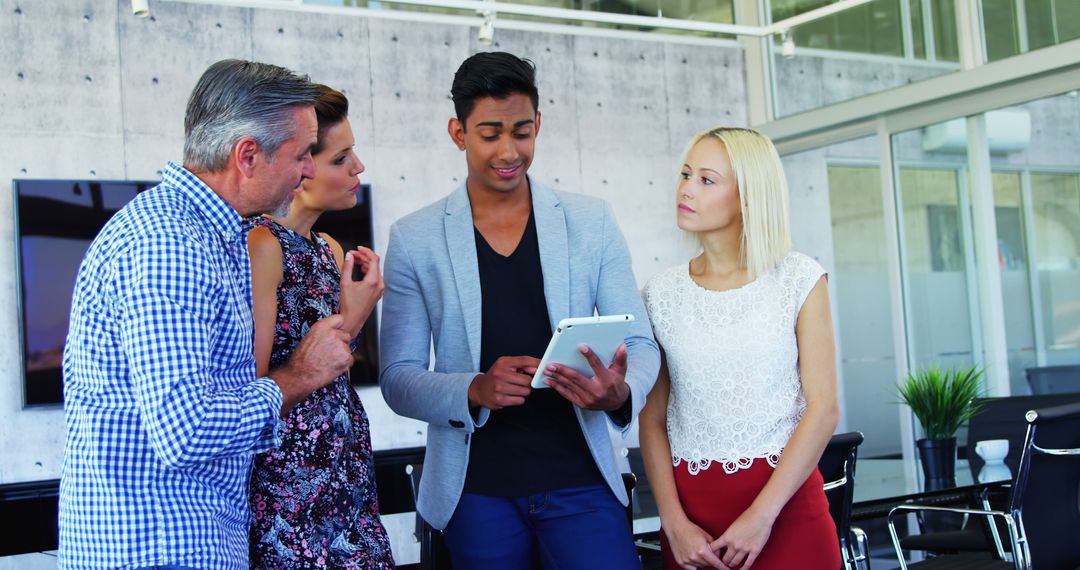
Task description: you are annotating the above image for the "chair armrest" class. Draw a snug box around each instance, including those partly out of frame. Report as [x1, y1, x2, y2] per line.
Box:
[886, 505, 1012, 570]
[889, 504, 1009, 520]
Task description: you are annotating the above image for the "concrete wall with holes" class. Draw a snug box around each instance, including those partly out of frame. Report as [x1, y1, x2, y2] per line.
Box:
[0, 0, 748, 486]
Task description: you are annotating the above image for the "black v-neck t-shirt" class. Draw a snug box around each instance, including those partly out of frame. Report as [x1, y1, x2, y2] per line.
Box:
[464, 210, 604, 496]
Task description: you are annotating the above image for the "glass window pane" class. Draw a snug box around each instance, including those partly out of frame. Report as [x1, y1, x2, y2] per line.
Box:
[983, 0, 1020, 62]
[991, 171, 1037, 394]
[931, 0, 960, 62]
[986, 92, 1080, 370]
[783, 136, 907, 459]
[979, 0, 1080, 61]
[909, 0, 926, 60]
[781, 0, 904, 56]
[1031, 173, 1080, 363]
[1023, 0, 1057, 50]
[772, 0, 959, 117]
[893, 128, 983, 372]
[1056, 2, 1080, 43]
[828, 163, 904, 457]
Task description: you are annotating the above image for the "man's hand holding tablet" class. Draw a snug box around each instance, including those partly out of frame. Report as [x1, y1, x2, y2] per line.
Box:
[467, 355, 539, 410]
[533, 315, 635, 412]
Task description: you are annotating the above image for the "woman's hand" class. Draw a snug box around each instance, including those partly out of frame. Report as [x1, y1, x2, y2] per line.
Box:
[664, 517, 729, 570]
[339, 246, 384, 337]
[709, 507, 775, 569]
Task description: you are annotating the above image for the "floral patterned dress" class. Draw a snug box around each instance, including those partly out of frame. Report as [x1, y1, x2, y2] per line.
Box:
[248, 218, 394, 570]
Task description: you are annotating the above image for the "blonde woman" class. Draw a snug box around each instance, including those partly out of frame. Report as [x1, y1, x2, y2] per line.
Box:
[640, 127, 841, 570]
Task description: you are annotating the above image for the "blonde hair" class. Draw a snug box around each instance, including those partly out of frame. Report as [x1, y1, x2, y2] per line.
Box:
[679, 127, 792, 280]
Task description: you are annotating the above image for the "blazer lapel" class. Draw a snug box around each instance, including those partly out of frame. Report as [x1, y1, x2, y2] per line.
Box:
[531, 179, 570, 332]
[444, 184, 482, 370]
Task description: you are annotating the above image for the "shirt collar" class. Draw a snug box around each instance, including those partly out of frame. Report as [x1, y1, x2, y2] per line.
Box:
[161, 161, 245, 244]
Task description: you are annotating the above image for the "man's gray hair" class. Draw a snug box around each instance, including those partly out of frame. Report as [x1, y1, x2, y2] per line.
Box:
[183, 59, 321, 172]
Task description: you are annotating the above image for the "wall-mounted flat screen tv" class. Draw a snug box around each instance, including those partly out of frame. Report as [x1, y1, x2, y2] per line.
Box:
[312, 184, 379, 386]
[14, 180, 378, 408]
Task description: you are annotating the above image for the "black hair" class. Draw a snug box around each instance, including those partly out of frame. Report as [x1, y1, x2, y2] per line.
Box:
[311, 84, 350, 155]
[451, 52, 539, 128]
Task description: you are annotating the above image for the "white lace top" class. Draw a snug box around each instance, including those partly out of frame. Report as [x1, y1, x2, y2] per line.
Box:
[642, 252, 826, 475]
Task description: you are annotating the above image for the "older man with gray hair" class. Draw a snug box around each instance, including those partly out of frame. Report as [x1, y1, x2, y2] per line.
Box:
[58, 59, 354, 570]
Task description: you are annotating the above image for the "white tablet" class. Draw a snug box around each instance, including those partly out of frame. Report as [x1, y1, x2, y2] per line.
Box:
[531, 314, 635, 389]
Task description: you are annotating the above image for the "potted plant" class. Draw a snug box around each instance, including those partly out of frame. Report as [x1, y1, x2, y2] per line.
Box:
[897, 364, 986, 491]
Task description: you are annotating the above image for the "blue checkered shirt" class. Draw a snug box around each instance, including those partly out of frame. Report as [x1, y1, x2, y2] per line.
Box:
[59, 162, 284, 570]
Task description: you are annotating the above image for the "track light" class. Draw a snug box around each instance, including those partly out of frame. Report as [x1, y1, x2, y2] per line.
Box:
[781, 29, 796, 59]
[132, 0, 150, 18]
[478, 11, 495, 45]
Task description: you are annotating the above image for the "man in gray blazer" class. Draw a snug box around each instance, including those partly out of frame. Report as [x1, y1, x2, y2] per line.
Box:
[380, 51, 660, 569]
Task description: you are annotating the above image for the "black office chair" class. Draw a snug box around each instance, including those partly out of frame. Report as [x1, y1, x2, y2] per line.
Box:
[372, 446, 429, 570]
[1025, 364, 1080, 395]
[819, 432, 870, 570]
[404, 461, 454, 570]
[887, 401, 1080, 569]
[898, 394, 1080, 558]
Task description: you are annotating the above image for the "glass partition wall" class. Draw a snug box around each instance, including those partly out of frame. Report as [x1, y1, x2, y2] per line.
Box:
[778, 88, 1080, 473]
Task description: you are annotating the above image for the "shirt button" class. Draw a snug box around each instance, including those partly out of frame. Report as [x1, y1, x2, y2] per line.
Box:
[448, 419, 465, 429]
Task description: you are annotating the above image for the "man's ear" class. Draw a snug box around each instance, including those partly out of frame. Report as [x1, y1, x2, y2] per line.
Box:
[534, 111, 542, 137]
[448, 118, 466, 151]
[234, 136, 260, 178]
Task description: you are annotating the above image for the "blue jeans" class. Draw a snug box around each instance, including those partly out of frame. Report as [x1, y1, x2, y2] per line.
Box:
[443, 483, 640, 570]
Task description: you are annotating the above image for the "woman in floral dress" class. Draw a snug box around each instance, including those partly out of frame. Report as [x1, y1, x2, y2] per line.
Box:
[247, 85, 393, 569]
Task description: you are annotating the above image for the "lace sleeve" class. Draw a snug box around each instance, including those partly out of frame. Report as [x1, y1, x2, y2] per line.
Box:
[791, 253, 827, 314]
[642, 270, 675, 344]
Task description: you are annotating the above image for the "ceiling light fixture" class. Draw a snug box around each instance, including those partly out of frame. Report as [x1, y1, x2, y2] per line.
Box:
[781, 29, 795, 59]
[477, 10, 495, 45]
[132, 0, 150, 17]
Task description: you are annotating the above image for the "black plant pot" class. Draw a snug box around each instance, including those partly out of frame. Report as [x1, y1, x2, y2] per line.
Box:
[917, 437, 957, 491]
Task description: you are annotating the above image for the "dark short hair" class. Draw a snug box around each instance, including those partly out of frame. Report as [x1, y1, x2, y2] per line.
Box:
[311, 85, 350, 155]
[451, 52, 539, 128]
[183, 59, 320, 172]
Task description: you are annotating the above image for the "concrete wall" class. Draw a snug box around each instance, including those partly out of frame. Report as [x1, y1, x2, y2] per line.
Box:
[0, 0, 746, 482]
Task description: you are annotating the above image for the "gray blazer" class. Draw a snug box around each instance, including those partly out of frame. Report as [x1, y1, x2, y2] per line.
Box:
[379, 178, 660, 530]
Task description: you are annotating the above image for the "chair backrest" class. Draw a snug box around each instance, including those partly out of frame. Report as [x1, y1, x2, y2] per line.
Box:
[373, 446, 426, 516]
[0, 479, 59, 556]
[625, 447, 657, 519]
[966, 394, 1080, 479]
[1025, 364, 1080, 395]
[1008, 401, 1080, 569]
[817, 431, 864, 551]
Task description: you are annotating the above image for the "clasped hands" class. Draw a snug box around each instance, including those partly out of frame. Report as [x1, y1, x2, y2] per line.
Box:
[666, 508, 775, 570]
[467, 344, 630, 411]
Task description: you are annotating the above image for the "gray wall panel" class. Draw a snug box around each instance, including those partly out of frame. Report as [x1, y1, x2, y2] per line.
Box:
[663, 42, 748, 156]
[118, 2, 254, 141]
[572, 37, 670, 159]
[0, 0, 123, 134]
[251, 9, 375, 148]
[366, 19, 472, 150]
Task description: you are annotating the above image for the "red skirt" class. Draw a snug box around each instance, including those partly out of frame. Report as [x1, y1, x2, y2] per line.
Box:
[660, 460, 840, 570]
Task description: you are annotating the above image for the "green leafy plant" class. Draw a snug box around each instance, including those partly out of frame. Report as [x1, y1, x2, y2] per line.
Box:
[897, 365, 986, 440]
